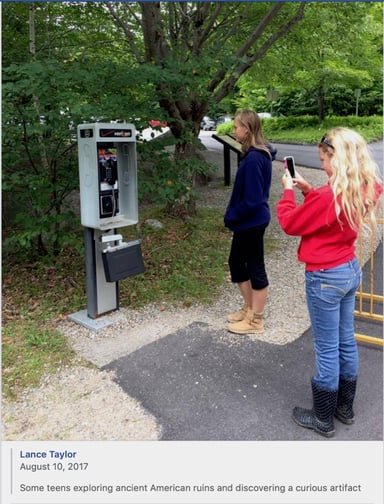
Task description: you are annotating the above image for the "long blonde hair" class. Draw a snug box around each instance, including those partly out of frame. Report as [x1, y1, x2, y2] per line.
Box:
[235, 109, 271, 158]
[319, 127, 382, 230]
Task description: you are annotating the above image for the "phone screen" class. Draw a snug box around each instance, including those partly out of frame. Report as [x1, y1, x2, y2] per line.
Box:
[284, 156, 295, 178]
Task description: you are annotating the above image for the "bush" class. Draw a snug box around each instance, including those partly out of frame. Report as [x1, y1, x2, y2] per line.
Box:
[138, 138, 216, 217]
[217, 115, 382, 144]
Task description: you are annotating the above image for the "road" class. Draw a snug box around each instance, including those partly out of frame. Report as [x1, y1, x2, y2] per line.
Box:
[273, 140, 383, 172]
[200, 130, 383, 172]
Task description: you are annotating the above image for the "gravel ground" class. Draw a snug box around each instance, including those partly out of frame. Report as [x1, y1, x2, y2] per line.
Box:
[2, 156, 378, 441]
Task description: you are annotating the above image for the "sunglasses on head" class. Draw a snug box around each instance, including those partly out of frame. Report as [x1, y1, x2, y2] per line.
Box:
[320, 135, 334, 149]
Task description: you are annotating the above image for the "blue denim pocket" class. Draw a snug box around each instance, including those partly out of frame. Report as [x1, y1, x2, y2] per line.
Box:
[306, 260, 361, 304]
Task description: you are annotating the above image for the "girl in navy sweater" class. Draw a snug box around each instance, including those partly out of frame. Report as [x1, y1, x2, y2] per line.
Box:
[224, 110, 276, 334]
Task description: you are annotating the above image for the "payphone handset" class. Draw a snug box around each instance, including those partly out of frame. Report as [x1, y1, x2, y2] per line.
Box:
[98, 144, 119, 218]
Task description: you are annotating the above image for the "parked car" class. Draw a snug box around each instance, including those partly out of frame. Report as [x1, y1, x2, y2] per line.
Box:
[258, 112, 272, 119]
[216, 115, 234, 125]
[200, 116, 216, 131]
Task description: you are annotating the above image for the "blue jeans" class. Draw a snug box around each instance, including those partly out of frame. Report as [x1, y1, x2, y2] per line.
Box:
[305, 258, 362, 390]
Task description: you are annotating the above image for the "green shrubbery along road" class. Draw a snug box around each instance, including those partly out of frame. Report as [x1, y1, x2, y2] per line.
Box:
[217, 115, 383, 144]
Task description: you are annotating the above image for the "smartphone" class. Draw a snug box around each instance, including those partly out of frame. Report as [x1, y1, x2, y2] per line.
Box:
[284, 156, 296, 178]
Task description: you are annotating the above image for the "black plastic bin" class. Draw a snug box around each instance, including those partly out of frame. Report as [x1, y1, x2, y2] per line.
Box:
[102, 240, 145, 282]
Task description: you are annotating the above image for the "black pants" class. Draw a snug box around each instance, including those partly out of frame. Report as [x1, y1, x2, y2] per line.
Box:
[228, 225, 269, 290]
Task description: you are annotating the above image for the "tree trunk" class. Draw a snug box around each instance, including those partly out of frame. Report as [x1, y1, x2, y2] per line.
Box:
[317, 85, 325, 123]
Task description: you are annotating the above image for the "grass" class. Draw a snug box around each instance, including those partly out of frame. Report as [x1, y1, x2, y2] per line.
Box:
[119, 206, 232, 308]
[2, 251, 89, 399]
[2, 322, 79, 399]
[217, 115, 383, 144]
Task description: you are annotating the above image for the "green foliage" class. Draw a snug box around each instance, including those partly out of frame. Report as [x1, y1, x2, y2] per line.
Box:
[1, 56, 155, 258]
[262, 116, 383, 143]
[138, 139, 217, 216]
[234, 82, 382, 120]
[2, 59, 82, 257]
[217, 116, 383, 144]
[237, 2, 382, 120]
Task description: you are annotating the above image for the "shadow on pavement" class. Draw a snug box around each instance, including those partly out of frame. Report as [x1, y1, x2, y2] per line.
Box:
[103, 321, 382, 441]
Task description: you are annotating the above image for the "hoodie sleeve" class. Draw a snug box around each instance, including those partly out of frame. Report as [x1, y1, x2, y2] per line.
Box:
[276, 186, 337, 236]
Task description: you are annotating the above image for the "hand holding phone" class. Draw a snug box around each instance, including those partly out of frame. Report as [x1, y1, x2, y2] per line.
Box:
[284, 156, 295, 178]
[291, 171, 313, 194]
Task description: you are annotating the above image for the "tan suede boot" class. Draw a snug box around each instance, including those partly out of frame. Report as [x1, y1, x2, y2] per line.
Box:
[227, 305, 248, 323]
[227, 310, 264, 334]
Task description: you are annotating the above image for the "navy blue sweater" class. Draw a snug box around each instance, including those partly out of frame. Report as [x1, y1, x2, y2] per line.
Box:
[224, 145, 276, 231]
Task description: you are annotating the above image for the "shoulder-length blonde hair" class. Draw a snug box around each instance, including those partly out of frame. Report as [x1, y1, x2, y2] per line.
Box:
[319, 127, 382, 230]
[235, 109, 271, 158]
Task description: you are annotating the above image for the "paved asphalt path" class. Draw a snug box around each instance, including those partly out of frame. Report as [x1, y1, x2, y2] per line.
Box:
[104, 320, 382, 441]
[104, 250, 383, 441]
[102, 133, 383, 442]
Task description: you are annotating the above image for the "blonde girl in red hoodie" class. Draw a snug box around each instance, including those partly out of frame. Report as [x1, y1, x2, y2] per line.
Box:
[277, 127, 382, 437]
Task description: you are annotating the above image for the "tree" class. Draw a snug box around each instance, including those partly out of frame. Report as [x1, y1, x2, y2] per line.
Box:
[2, 3, 146, 256]
[102, 1, 307, 159]
[3, 1, 308, 235]
[2, 3, 82, 256]
[236, 2, 382, 121]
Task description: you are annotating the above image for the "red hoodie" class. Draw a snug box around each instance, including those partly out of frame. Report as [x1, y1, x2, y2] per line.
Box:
[276, 185, 357, 271]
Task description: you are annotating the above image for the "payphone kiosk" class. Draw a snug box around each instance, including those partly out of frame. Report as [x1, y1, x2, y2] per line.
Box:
[78, 123, 139, 230]
[72, 123, 144, 327]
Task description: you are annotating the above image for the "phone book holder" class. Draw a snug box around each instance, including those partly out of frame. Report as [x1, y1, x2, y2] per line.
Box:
[102, 238, 145, 282]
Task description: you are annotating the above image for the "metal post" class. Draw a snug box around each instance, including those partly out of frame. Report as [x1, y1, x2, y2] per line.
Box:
[84, 227, 119, 319]
[354, 88, 361, 117]
[84, 227, 97, 318]
[224, 144, 231, 186]
[237, 152, 241, 170]
[212, 133, 242, 186]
